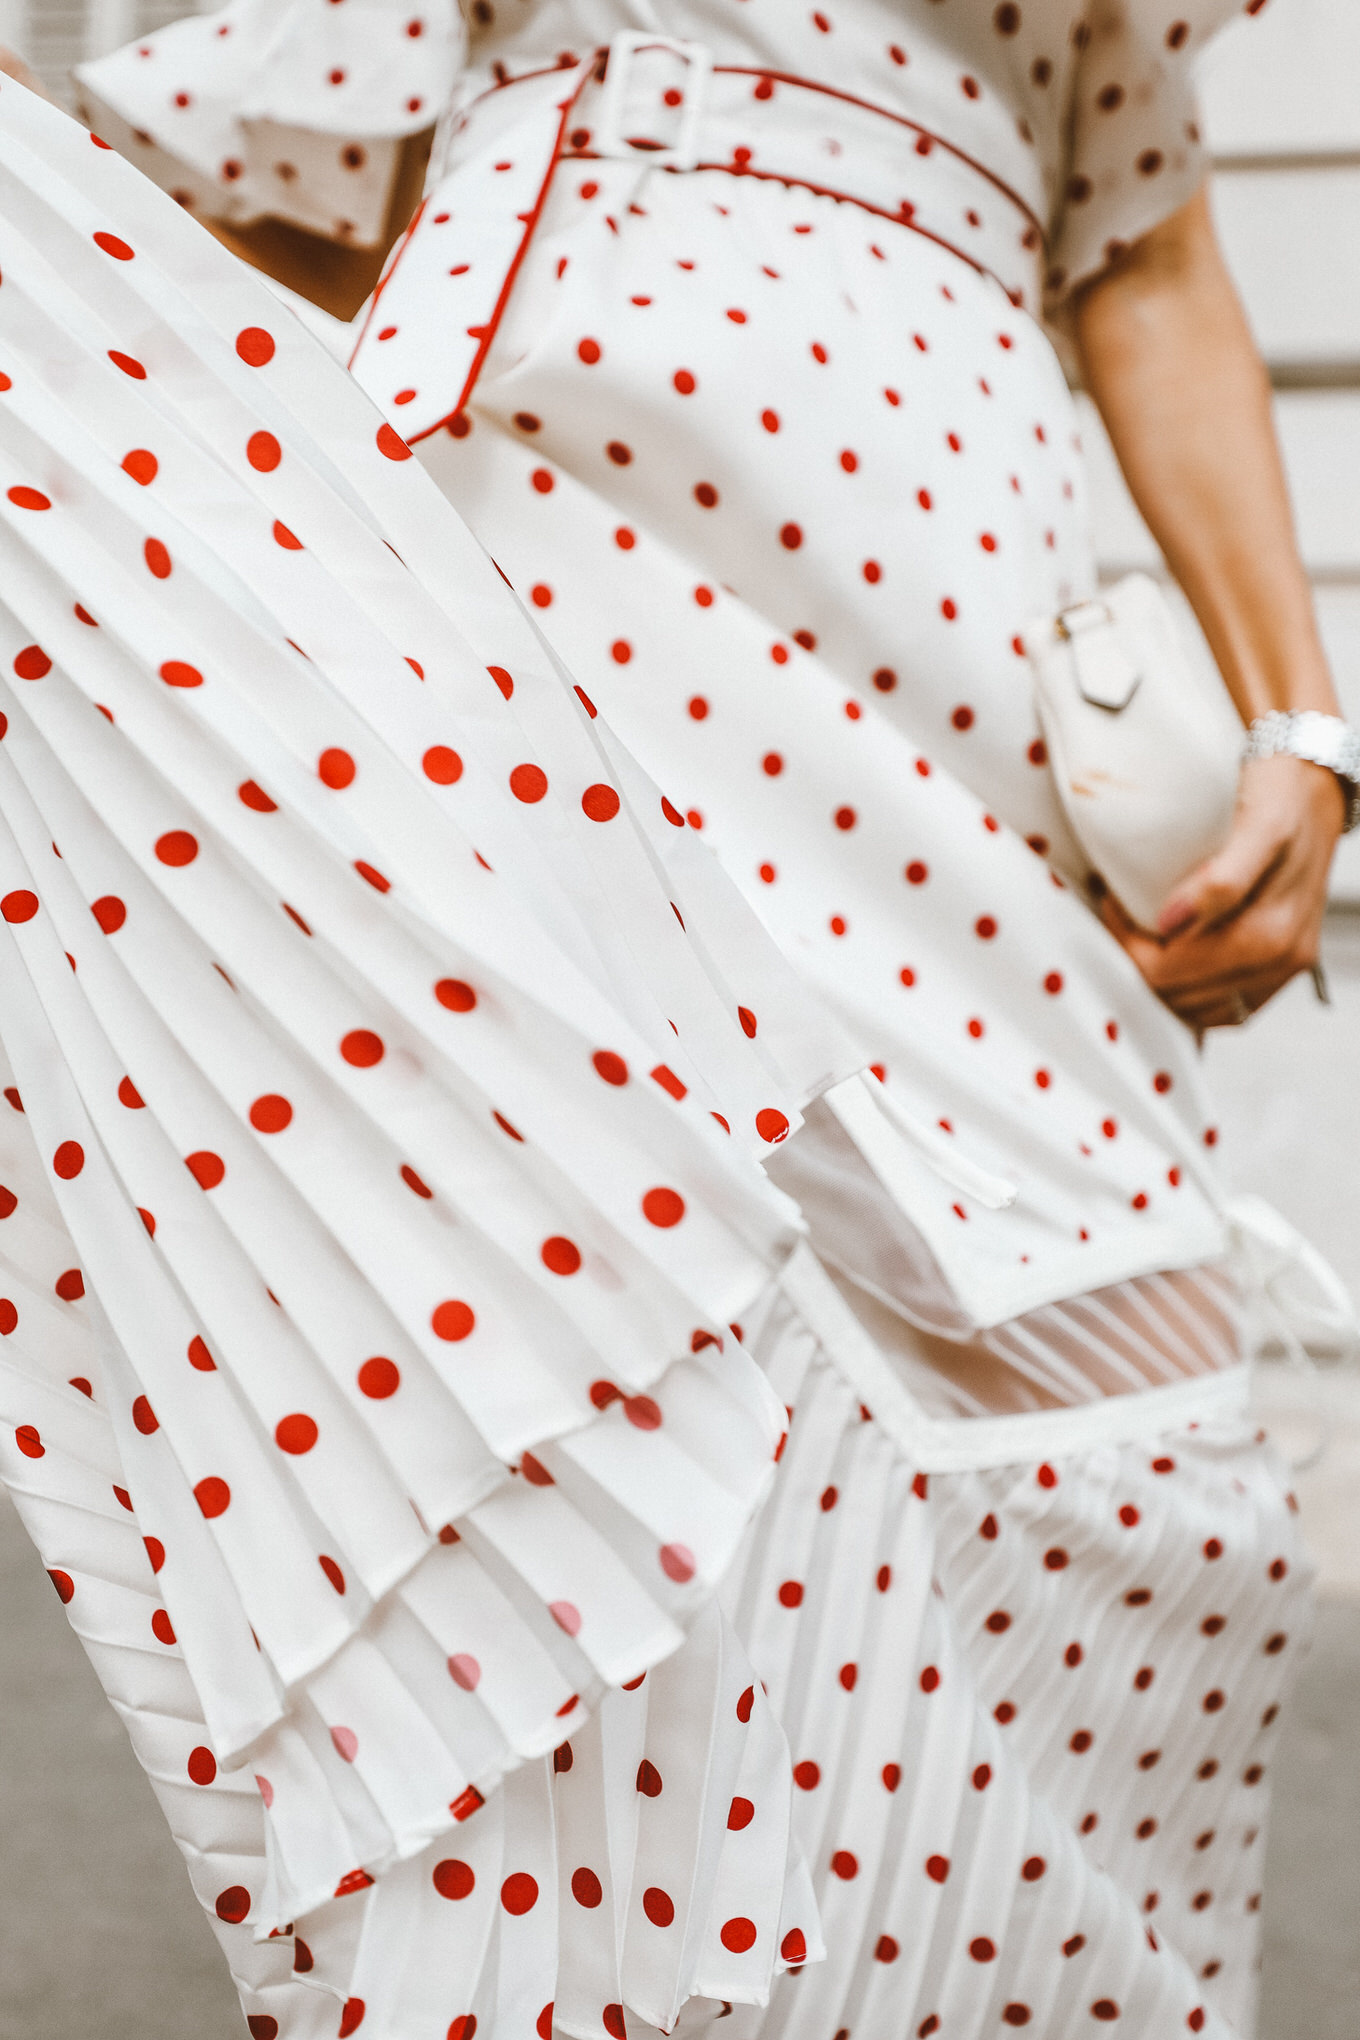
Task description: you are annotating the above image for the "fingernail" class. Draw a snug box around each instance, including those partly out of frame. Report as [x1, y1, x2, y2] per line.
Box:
[1157, 903, 1196, 936]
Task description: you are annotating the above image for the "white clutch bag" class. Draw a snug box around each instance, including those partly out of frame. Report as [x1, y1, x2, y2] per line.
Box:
[1024, 572, 1243, 930]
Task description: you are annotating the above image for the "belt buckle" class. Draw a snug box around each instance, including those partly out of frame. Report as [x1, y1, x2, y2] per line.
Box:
[594, 31, 712, 173]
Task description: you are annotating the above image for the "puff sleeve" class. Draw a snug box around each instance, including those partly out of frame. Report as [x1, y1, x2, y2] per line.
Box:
[1046, 0, 1244, 304]
[74, 0, 466, 248]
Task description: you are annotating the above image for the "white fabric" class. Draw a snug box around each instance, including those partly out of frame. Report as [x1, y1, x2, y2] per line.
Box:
[0, 6, 1317, 2040]
[0, 75, 855, 2023]
[75, 0, 1240, 301]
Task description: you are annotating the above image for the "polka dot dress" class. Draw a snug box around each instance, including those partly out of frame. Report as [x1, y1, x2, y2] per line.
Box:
[5, 6, 1314, 2040]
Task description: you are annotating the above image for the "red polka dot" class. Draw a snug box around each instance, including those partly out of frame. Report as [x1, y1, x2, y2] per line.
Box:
[55, 1269, 84, 1302]
[15, 1424, 43, 1458]
[510, 763, 549, 803]
[48, 1568, 74, 1603]
[159, 660, 203, 688]
[7, 485, 51, 511]
[195, 1476, 231, 1518]
[422, 745, 463, 784]
[188, 1336, 216, 1372]
[144, 1536, 165, 1572]
[275, 1412, 318, 1454]
[722, 1917, 757, 1953]
[50, 1139, 85, 1181]
[432, 1299, 476, 1341]
[338, 2005, 365, 2038]
[643, 1886, 675, 1927]
[542, 1236, 582, 1275]
[582, 783, 621, 821]
[970, 1938, 997, 1963]
[572, 1867, 603, 1908]
[155, 830, 198, 867]
[357, 1356, 400, 1399]
[377, 424, 412, 460]
[728, 1796, 754, 1829]
[131, 1393, 158, 1435]
[238, 779, 277, 813]
[659, 1542, 697, 1583]
[434, 979, 477, 1015]
[185, 1150, 225, 1190]
[593, 1050, 628, 1085]
[215, 1886, 250, 1924]
[793, 1760, 820, 1790]
[781, 1928, 807, 1964]
[248, 1094, 292, 1134]
[188, 1745, 218, 1785]
[246, 430, 282, 473]
[121, 447, 159, 485]
[830, 1851, 858, 1880]
[641, 1186, 685, 1228]
[144, 537, 172, 579]
[341, 1029, 384, 1067]
[0, 889, 38, 924]
[433, 1858, 475, 1900]
[13, 644, 51, 681]
[236, 327, 276, 366]
[577, 338, 601, 365]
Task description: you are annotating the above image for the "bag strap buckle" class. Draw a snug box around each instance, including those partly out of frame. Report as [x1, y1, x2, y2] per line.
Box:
[593, 31, 713, 173]
[1055, 598, 1142, 712]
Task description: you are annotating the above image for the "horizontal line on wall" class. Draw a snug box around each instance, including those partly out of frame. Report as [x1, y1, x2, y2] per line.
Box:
[1267, 360, 1360, 391]
[1213, 150, 1360, 173]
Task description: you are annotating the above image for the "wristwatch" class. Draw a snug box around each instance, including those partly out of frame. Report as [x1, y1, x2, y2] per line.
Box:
[1243, 709, 1360, 833]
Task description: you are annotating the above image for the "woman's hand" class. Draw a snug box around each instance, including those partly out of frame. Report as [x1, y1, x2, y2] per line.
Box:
[1097, 753, 1343, 1030]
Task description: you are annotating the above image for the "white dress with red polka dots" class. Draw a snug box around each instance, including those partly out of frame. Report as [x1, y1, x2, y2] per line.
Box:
[0, 7, 1320, 2040]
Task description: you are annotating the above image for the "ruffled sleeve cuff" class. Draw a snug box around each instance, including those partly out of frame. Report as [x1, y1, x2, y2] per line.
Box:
[74, 0, 466, 248]
[1044, 0, 1241, 309]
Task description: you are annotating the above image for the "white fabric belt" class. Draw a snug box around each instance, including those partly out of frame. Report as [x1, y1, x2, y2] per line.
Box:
[779, 1240, 1252, 1473]
[354, 38, 1047, 441]
[559, 34, 1047, 314]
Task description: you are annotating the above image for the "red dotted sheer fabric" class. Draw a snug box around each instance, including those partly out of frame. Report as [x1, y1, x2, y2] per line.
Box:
[0, 7, 1316, 2040]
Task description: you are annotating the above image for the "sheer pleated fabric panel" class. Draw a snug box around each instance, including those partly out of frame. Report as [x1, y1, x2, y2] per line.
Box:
[715, 1285, 1311, 2040]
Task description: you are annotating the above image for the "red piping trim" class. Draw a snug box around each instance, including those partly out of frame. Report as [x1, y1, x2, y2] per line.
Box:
[348, 193, 428, 368]
[363, 49, 1043, 443]
[709, 65, 1046, 243]
[399, 64, 597, 444]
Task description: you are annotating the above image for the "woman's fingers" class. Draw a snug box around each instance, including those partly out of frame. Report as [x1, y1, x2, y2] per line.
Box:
[1095, 753, 1342, 1030]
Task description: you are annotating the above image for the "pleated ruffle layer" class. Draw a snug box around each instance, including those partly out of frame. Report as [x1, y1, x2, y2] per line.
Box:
[0, 67, 857, 2016]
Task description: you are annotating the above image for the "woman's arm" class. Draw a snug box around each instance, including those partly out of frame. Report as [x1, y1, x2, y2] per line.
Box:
[1072, 186, 1343, 1030]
